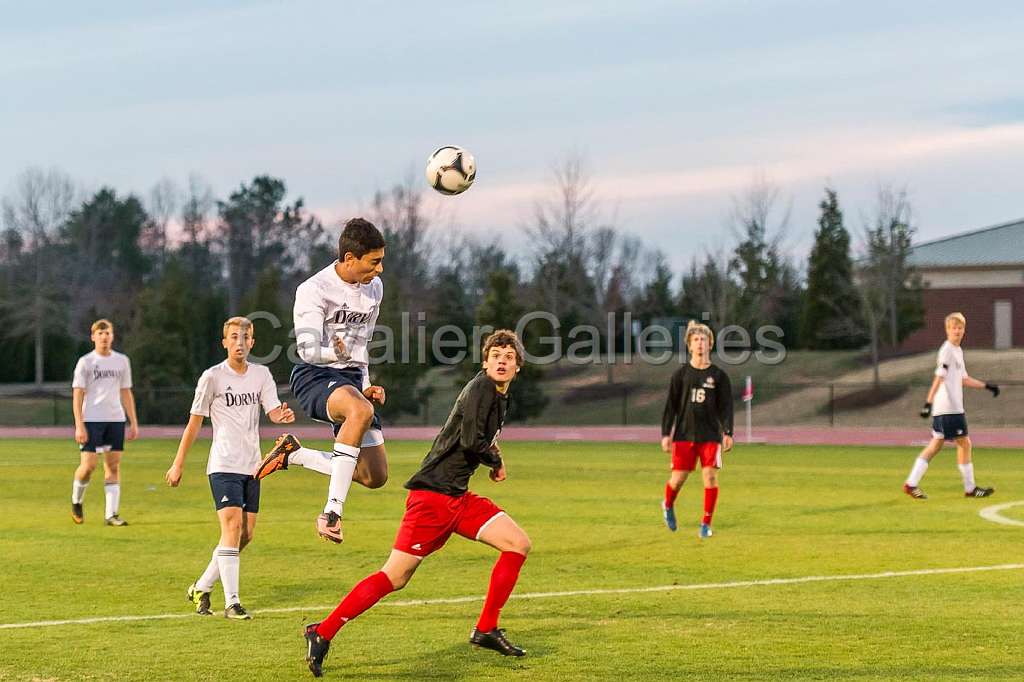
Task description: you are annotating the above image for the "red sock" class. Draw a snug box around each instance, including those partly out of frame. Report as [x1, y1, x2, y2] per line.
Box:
[702, 486, 719, 525]
[317, 571, 394, 640]
[664, 482, 680, 508]
[475, 551, 527, 632]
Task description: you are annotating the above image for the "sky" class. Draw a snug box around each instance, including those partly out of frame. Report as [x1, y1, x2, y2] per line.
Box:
[3, 0, 1023, 276]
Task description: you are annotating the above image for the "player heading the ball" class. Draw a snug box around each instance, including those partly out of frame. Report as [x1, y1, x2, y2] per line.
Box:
[165, 316, 295, 620]
[303, 330, 531, 678]
[258, 218, 389, 546]
[903, 312, 1000, 500]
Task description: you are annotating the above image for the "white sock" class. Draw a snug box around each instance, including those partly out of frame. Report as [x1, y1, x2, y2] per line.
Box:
[215, 546, 240, 607]
[196, 549, 220, 593]
[290, 447, 333, 475]
[104, 482, 120, 518]
[906, 457, 929, 487]
[72, 479, 89, 504]
[325, 444, 359, 515]
[958, 462, 976, 492]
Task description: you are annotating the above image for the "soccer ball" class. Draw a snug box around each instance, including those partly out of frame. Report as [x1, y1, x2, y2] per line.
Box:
[425, 146, 476, 195]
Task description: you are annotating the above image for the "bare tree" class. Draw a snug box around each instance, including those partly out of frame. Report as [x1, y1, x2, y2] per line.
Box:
[1, 167, 77, 385]
[144, 177, 182, 270]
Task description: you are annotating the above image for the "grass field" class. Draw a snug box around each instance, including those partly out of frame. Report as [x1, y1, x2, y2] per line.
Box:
[1, 438, 1023, 681]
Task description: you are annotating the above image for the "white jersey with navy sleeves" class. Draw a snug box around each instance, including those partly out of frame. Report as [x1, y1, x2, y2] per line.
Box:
[932, 340, 966, 416]
[190, 361, 282, 475]
[293, 262, 382, 389]
[72, 350, 133, 422]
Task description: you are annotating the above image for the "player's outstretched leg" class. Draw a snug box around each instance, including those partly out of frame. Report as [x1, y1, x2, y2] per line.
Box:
[255, 433, 301, 480]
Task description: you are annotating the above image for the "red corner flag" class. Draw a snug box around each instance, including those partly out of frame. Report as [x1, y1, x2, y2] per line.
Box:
[742, 376, 753, 402]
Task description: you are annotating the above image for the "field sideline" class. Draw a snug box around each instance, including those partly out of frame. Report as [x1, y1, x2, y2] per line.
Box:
[1, 438, 1022, 680]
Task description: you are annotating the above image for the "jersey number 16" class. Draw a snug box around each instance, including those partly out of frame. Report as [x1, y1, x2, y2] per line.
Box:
[690, 388, 706, 403]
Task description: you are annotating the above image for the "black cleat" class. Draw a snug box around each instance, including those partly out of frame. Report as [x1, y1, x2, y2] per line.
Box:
[965, 486, 994, 498]
[104, 515, 128, 526]
[225, 603, 252, 620]
[186, 583, 213, 616]
[470, 627, 525, 657]
[71, 503, 84, 524]
[304, 623, 330, 677]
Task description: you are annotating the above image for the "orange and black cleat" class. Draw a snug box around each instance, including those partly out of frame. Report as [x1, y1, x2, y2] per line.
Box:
[71, 502, 84, 524]
[255, 433, 301, 480]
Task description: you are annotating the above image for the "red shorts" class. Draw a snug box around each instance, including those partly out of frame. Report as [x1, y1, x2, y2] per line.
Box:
[393, 489, 505, 558]
[671, 441, 722, 471]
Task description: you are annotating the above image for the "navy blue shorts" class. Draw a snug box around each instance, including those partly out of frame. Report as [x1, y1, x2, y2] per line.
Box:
[209, 473, 260, 512]
[932, 413, 968, 441]
[81, 421, 126, 452]
[290, 363, 382, 436]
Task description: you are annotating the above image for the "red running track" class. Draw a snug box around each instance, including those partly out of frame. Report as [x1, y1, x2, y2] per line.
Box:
[2, 425, 1020, 448]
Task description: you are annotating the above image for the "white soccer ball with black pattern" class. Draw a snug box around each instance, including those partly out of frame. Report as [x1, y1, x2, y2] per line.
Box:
[425, 145, 476, 195]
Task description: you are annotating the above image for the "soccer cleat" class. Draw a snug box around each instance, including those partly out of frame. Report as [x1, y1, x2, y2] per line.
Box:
[316, 511, 344, 544]
[71, 503, 84, 524]
[304, 623, 330, 677]
[105, 515, 128, 526]
[470, 627, 525, 657]
[965, 486, 994, 498]
[903, 484, 928, 500]
[699, 523, 713, 538]
[186, 583, 213, 616]
[661, 502, 677, 532]
[224, 603, 252, 620]
[255, 433, 300, 480]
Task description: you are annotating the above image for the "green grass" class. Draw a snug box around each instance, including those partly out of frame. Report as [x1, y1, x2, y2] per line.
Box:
[1, 438, 1023, 681]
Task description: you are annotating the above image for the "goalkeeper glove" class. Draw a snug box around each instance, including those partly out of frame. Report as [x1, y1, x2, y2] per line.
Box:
[985, 382, 1000, 398]
[919, 402, 932, 419]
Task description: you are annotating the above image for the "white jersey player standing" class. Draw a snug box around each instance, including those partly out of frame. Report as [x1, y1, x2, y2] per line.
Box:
[165, 316, 295, 619]
[255, 217, 389, 545]
[70, 318, 139, 526]
[903, 312, 1001, 500]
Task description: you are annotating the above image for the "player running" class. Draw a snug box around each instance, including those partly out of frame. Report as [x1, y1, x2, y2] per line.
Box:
[660, 321, 734, 538]
[164, 317, 295, 620]
[256, 218, 388, 545]
[301, 330, 531, 677]
[903, 312, 1000, 500]
[70, 319, 139, 526]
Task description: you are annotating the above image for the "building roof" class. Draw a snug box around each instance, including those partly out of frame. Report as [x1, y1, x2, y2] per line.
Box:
[908, 218, 1024, 268]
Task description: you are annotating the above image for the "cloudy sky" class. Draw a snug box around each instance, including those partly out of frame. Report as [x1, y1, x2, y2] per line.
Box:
[3, 1, 1022, 273]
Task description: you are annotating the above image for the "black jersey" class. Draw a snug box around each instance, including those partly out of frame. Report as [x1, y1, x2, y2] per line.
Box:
[404, 372, 507, 497]
[661, 363, 734, 443]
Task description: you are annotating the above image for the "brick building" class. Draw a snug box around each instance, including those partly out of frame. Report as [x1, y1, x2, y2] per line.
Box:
[901, 218, 1024, 352]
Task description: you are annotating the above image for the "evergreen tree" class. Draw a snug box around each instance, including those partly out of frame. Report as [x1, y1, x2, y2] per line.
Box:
[801, 188, 862, 349]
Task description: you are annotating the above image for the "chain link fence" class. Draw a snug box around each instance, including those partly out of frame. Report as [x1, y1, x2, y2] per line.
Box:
[2, 381, 1020, 428]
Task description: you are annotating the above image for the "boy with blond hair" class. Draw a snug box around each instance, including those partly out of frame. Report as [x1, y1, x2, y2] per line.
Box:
[165, 317, 295, 619]
[70, 319, 139, 526]
[903, 312, 1000, 499]
[660, 321, 734, 538]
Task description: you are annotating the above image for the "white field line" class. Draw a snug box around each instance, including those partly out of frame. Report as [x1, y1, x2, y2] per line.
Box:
[979, 500, 1024, 527]
[2, 563, 1023, 631]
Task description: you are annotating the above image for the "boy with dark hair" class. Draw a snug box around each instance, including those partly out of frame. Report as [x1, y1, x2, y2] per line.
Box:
[260, 218, 389, 545]
[302, 330, 531, 677]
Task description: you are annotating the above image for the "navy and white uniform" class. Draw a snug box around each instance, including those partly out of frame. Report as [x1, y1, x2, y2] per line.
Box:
[72, 350, 132, 452]
[290, 262, 384, 446]
[190, 361, 282, 511]
[931, 340, 968, 441]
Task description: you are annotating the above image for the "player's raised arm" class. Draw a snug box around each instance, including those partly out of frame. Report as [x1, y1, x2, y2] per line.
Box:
[293, 281, 341, 366]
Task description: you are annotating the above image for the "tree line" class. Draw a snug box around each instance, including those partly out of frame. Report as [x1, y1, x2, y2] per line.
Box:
[0, 160, 923, 421]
